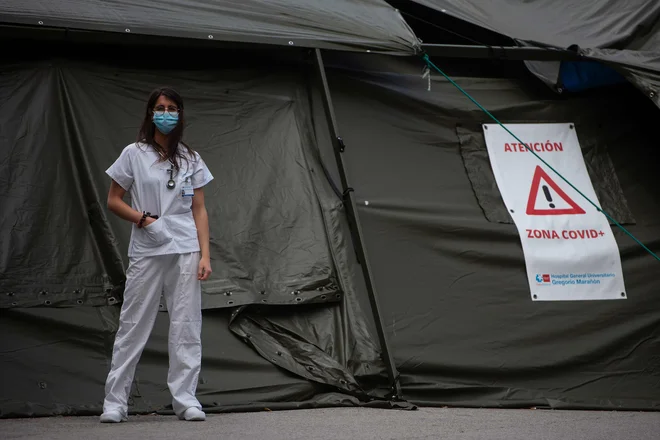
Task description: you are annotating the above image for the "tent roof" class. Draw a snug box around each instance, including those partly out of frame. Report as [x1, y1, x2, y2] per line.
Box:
[413, 0, 660, 50]
[0, 0, 420, 55]
[411, 0, 660, 106]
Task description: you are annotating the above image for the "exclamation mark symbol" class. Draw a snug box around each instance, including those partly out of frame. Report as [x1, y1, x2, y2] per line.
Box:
[542, 185, 555, 208]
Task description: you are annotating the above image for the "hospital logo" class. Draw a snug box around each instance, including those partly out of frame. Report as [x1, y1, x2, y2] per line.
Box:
[535, 274, 551, 284]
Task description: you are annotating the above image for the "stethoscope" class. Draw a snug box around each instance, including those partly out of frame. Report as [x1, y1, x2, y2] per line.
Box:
[155, 146, 177, 190]
[167, 165, 176, 190]
[166, 163, 190, 190]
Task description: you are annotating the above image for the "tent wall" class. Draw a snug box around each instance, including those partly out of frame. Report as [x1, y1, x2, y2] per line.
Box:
[323, 52, 660, 410]
[0, 43, 396, 417]
[2, 37, 659, 415]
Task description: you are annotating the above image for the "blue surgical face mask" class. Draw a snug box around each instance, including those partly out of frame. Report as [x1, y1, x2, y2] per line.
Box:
[153, 111, 179, 135]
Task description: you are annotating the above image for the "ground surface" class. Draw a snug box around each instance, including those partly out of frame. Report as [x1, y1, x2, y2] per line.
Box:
[2, 407, 659, 440]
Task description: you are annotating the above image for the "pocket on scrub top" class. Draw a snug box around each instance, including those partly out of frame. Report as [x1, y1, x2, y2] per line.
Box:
[142, 218, 173, 246]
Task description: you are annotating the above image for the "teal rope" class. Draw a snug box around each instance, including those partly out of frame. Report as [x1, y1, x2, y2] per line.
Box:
[423, 54, 659, 261]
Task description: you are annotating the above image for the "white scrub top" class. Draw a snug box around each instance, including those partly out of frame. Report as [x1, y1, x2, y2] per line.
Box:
[106, 142, 214, 258]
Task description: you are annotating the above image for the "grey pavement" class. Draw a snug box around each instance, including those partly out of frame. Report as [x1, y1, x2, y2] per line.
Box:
[1, 407, 659, 440]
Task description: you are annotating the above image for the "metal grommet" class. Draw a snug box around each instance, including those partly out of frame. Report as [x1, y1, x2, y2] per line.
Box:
[288, 41, 294, 45]
[261, 299, 267, 303]
[569, 124, 574, 129]
[228, 300, 234, 305]
[295, 297, 302, 302]
[125, 28, 131, 33]
[335, 294, 341, 299]
[533, 295, 538, 299]
[44, 300, 52, 305]
[76, 300, 83, 305]
[321, 295, 327, 300]
[208, 34, 214, 39]
[621, 292, 626, 297]
[11, 302, 17, 306]
[38, 21, 44, 25]
[510, 209, 515, 213]
[366, 50, 371, 53]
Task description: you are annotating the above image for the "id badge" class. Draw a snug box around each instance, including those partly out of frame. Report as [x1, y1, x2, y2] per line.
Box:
[182, 185, 194, 197]
[182, 177, 194, 197]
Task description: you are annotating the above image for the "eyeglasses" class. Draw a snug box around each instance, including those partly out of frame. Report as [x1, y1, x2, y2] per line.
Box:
[153, 106, 180, 117]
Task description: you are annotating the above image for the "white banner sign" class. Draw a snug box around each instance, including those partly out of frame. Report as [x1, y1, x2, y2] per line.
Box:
[483, 123, 626, 301]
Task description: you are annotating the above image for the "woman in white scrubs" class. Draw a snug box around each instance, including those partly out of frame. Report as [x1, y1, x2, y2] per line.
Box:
[100, 87, 213, 423]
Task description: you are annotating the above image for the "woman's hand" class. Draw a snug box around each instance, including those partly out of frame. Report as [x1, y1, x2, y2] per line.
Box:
[192, 187, 212, 281]
[143, 217, 156, 228]
[198, 256, 212, 281]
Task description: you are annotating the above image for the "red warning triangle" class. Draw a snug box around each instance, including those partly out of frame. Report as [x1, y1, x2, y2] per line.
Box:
[526, 166, 585, 215]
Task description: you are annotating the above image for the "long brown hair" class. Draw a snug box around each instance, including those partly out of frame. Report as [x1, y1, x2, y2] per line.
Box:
[137, 87, 194, 172]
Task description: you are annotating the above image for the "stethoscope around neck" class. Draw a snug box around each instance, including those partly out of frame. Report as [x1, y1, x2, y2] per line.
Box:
[157, 147, 188, 191]
[158, 146, 176, 190]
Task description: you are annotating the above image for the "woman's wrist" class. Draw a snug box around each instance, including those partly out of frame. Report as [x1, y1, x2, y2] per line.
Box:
[136, 211, 147, 228]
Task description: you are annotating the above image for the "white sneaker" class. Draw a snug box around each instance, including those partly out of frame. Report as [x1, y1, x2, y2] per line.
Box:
[182, 407, 206, 421]
[99, 410, 127, 423]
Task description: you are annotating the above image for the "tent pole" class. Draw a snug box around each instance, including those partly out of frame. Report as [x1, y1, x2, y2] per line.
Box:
[421, 44, 582, 61]
[312, 48, 402, 400]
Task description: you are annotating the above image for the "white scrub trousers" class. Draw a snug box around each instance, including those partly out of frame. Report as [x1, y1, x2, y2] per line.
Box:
[103, 252, 203, 418]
